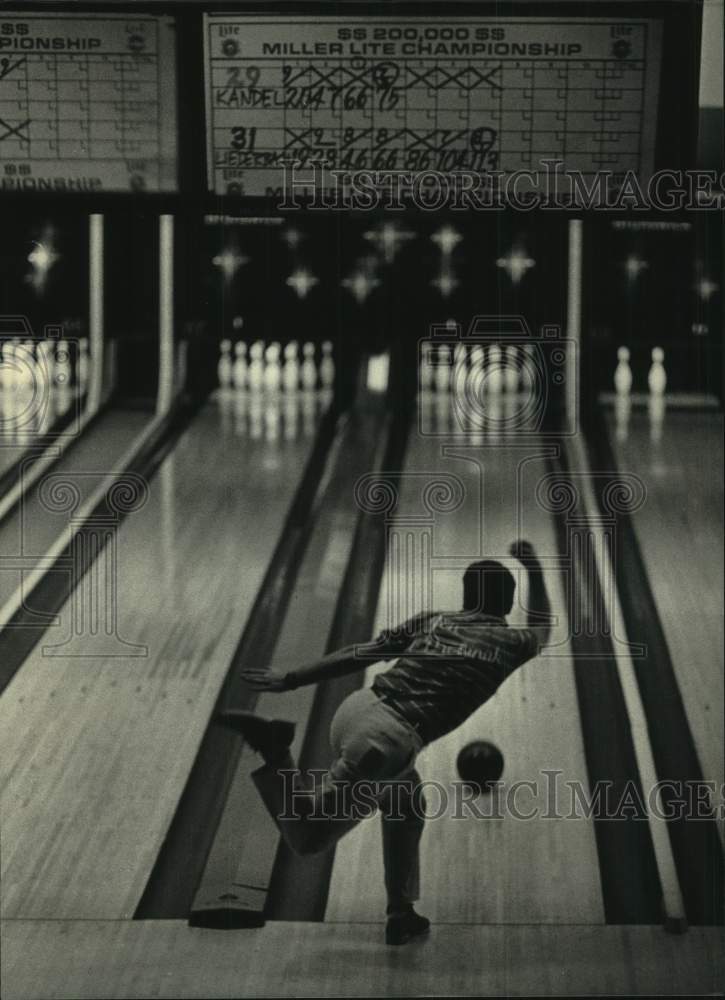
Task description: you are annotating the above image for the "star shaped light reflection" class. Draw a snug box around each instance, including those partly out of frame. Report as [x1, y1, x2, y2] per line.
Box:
[363, 222, 415, 264]
[495, 248, 536, 284]
[342, 271, 380, 304]
[623, 255, 648, 282]
[431, 225, 463, 255]
[281, 227, 303, 250]
[431, 270, 459, 298]
[26, 237, 60, 293]
[696, 277, 718, 301]
[286, 268, 318, 299]
[212, 249, 249, 280]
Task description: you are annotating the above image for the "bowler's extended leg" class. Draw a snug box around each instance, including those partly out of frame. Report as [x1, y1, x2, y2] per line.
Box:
[378, 769, 430, 945]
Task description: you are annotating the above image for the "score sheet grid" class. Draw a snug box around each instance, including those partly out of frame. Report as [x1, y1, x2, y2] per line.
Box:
[0, 14, 177, 192]
[205, 17, 662, 198]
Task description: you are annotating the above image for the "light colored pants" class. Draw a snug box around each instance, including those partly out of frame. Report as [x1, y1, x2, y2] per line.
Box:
[252, 687, 426, 908]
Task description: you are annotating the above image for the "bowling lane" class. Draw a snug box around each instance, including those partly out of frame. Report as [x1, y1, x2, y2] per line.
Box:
[0, 408, 149, 613]
[0, 393, 324, 919]
[0, 441, 39, 479]
[605, 407, 724, 840]
[0, 385, 91, 480]
[326, 405, 604, 924]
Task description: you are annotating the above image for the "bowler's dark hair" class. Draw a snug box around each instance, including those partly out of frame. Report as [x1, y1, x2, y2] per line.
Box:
[463, 560, 515, 616]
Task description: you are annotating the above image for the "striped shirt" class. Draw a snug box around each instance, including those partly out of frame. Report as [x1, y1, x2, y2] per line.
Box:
[371, 610, 540, 745]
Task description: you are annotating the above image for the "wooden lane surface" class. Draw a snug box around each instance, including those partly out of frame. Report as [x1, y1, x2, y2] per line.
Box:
[0, 409, 149, 606]
[194, 411, 378, 918]
[326, 424, 604, 924]
[0, 384, 91, 479]
[2, 918, 722, 999]
[0, 442, 38, 478]
[0, 402, 319, 919]
[607, 410, 724, 840]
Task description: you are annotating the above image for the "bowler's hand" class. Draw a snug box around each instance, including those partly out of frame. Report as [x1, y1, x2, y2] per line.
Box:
[241, 665, 289, 692]
[509, 539, 540, 568]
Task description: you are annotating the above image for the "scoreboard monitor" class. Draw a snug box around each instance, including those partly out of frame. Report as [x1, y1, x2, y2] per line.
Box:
[0, 13, 178, 193]
[203, 13, 665, 203]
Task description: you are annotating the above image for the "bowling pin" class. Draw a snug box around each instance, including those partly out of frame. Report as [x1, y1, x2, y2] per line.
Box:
[487, 344, 504, 394]
[35, 340, 53, 404]
[55, 339, 70, 389]
[41, 339, 56, 386]
[0, 341, 7, 392]
[217, 339, 233, 390]
[504, 345, 520, 393]
[301, 343, 317, 391]
[248, 341, 265, 391]
[36, 382, 53, 434]
[453, 341, 467, 375]
[614, 346, 633, 395]
[232, 341, 248, 391]
[263, 342, 282, 393]
[420, 342, 435, 393]
[434, 345, 451, 393]
[320, 340, 335, 390]
[282, 341, 300, 393]
[520, 344, 536, 393]
[17, 340, 35, 392]
[8, 388, 22, 443]
[3, 340, 18, 391]
[469, 344, 484, 380]
[647, 346, 667, 396]
[76, 338, 90, 391]
[452, 348, 469, 426]
[11, 340, 24, 392]
[0, 385, 13, 441]
[466, 373, 485, 442]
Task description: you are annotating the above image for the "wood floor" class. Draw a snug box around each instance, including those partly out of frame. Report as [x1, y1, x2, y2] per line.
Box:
[326, 426, 603, 924]
[0, 409, 149, 607]
[607, 410, 724, 840]
[0, 403, 318, 919]
[2, 919, 722, 999]
[1, 402, 721, 997]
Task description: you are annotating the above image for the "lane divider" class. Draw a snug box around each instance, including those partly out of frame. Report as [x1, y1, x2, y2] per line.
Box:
[585, 407, 724, 925]
[136, 399, 342, 920]
[565, 431, 687, 932]
[0, 412, 167, 637]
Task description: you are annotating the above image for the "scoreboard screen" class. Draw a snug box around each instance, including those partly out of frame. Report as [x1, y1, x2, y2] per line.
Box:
[204, 15, 663, 201]
[0, 13, 178, 193]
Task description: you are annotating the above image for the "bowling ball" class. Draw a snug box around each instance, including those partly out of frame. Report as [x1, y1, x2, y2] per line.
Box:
[456, 740, 504, 793]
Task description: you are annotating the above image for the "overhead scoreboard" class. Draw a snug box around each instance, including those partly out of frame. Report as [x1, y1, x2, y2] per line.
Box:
[0, 13, 177, 193]
[204, 15, 663, 200]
